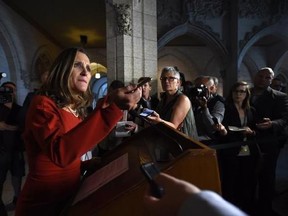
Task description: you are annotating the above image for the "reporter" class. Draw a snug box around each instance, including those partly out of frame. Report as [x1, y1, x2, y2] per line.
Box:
[192, 76, 225, 143]
[144, 173, 247, 216]
[147, 66, 198, 140]
[218, 81, 258, 214]
[15, 48, 141, 216]
[250, 67, 288, 214]
[0, 82, 25, 215]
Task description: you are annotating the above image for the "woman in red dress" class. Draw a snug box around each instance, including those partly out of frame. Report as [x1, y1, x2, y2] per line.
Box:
[15, 48, 141, 216]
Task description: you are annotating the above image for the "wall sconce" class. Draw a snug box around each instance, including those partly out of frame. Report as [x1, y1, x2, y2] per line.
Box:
[0, 72, 7, 80]
[80, 35, 88, 47]
[90, 62, 107, 78]
[95, 73, 101, 79]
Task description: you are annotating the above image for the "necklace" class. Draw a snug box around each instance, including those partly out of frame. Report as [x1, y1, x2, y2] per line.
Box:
[66, 106, 79, 117]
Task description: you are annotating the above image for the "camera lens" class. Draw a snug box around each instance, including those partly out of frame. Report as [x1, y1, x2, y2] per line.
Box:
[189, 84, 209, 99]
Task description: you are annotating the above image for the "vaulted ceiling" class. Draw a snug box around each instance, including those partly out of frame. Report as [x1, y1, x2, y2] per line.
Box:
[3, 0, 107, 48]
[2, 0, 280, 49]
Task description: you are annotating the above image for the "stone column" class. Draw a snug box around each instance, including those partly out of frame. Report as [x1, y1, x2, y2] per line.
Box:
[223, 0, 239, 96]
[106, 0, 157, 92]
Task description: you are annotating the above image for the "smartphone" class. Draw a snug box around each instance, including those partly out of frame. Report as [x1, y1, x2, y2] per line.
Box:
[139, 108, 154, 117]
[140, 162, 165, 198]
[126, 77, 152, 93]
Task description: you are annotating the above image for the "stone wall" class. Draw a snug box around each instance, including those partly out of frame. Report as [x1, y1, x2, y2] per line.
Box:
[0, 1, 60, 104]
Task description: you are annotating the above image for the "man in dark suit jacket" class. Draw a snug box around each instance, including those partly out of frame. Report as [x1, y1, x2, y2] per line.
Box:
[250, 67, 288, 215]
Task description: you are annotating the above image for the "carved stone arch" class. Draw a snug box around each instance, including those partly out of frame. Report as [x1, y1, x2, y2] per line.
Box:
[274, 51, 288, 78]
[276, 71, 288, 83]
[275, 51, 288, 91]
[157, 22, 228, 71]
[29, 46, 53, 89]
[157, 50, 205, 94]
[158, 48, 201, 77]
[0, 20, 22, 85]
[242, 54, 259, 79]
[238, 25, 288, 69]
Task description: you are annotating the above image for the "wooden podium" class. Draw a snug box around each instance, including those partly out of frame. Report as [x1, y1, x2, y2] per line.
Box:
[66, 123, 221, 216]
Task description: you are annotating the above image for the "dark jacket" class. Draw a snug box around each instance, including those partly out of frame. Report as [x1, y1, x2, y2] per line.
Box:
[219, 103, 257, 156]
[138, 94, 159, 110]
[0, 102, 23, 152]
[250, 87, 288, 151]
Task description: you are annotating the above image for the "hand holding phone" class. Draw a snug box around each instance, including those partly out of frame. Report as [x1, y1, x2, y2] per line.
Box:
[140, 162, 165, 198]
[139, 108, 154, 118]
[256, 118, 272, 129]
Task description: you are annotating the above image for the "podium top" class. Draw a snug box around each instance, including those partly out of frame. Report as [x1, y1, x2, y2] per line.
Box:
[65, 123, 218, 216]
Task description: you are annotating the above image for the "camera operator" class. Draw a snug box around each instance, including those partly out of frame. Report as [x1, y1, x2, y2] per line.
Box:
[190, 76, 225, 144]
[0, 82, 25, 215]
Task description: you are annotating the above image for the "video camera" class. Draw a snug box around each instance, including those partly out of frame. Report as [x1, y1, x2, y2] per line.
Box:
[0, 86, 13, 104]
[187, 84, 211, 111]
[189, 84, 210, 100]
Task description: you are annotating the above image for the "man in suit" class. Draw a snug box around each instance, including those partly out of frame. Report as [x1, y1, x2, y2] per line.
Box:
[250, 67, 288, 215]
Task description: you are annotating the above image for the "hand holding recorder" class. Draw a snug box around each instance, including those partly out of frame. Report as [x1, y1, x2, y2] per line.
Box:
[143, 173, 247, 216]
[143, 173, 200, 216]
[140, 162, 165, 199]
[126, 77, 152, 93]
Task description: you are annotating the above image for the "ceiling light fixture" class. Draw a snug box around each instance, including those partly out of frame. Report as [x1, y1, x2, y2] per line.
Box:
[80, 35, 88, 47]
[0, 72, 7, 79]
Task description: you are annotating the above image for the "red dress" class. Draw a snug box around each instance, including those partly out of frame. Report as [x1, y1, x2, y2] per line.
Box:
[15, 95, 122, 216]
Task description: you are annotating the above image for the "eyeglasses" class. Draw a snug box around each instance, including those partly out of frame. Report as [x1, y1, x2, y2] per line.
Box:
[233, 90, 246, 94]
[73, 61, 91, 73]
[160, 77, 178, 82]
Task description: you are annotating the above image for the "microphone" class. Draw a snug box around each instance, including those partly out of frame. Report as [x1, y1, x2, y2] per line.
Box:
[129, 109, 183, 161]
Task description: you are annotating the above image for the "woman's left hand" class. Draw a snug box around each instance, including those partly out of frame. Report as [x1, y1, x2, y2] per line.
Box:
[243, 127, 255, 136]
